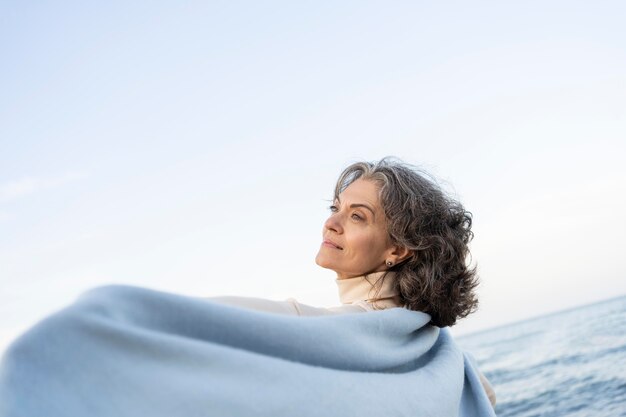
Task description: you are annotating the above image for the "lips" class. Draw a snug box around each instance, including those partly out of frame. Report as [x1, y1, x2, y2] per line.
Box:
[323, 239, 343, 250]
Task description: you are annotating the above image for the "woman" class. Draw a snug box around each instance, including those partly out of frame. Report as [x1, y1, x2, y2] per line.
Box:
[0, 158, 496, 417]
[210, 157, 495, 405]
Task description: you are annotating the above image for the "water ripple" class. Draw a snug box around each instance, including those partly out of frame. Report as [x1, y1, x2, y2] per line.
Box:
[459, 296, 626, 417]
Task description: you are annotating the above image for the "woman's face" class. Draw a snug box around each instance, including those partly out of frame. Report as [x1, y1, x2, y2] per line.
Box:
[315, 178, 400, 279]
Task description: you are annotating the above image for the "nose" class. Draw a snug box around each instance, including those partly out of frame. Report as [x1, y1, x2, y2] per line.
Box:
[323, 212, 343, 234]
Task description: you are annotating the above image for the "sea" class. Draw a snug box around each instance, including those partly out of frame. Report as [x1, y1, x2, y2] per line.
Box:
[458, 295, 626, 417]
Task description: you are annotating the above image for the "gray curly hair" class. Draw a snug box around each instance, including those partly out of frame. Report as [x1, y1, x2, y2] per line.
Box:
[333, 157, 479, 327]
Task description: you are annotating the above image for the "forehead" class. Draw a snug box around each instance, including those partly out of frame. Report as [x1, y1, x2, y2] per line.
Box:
[338, 178, 381, 206]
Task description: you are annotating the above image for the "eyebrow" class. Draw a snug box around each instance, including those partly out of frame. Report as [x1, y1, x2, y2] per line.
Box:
[335, 197, 376, 219]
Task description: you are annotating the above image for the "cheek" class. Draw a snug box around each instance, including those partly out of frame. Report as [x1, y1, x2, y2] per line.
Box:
[348, 228, 387, 257]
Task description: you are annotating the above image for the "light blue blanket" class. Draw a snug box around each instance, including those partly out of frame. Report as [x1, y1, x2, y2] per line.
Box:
[0, 285, 495, 417]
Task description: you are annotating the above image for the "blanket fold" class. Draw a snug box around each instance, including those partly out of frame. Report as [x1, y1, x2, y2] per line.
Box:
[0, 285, 495, 417]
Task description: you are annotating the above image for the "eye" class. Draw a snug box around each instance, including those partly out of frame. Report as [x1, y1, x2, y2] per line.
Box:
[328, 205, 339, 213]
[351, 213, 363, 221]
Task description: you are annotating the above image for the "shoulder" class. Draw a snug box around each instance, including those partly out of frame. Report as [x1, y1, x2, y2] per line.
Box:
[285, 297, 370, 316]
[207, 295, 370, 316]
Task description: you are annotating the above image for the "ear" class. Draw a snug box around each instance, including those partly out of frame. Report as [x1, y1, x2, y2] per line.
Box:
[386, 245, 414, 266]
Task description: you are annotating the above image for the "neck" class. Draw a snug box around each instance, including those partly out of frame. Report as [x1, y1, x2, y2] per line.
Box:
[335, 271, 399, 304]
[335, 269, 389, 280]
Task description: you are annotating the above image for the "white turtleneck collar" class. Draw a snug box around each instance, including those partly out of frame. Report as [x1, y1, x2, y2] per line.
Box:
[335, 271, 399, 305]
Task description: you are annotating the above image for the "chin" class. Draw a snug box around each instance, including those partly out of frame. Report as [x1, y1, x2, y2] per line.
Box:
[315, 253, 335, 271]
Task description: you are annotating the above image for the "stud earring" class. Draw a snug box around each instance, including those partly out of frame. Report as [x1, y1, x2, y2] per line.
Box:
[386, 261, 393, 267]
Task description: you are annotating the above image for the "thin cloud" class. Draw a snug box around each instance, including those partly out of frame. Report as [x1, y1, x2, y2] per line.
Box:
[0, 172, 86, 203]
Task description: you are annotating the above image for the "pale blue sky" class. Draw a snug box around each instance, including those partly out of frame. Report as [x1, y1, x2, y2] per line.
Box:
[1, 1, 625, 351]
